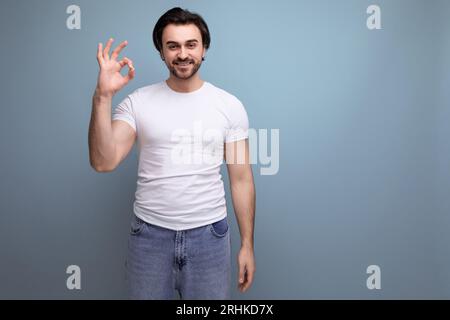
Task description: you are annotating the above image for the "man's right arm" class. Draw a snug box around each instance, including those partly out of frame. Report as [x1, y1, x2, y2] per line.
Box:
[88, 92, 136, 172]
[88, 38, 136, 173]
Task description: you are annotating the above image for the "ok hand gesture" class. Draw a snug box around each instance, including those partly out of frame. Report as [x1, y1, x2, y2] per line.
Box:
[95, 38, 135, 98]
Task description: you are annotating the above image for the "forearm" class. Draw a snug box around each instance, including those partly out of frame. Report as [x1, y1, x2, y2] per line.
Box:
[230, 177, 256, 249]
[88, 90, 116, 171]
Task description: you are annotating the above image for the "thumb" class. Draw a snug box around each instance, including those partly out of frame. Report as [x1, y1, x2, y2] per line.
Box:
[125, 64, 135, 82]
[122, 58, 135, 83]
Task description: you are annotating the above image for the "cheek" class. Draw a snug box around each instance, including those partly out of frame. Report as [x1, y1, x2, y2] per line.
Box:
[196, 48, 205, 57]
[163, 50, 176, 59]
[193, 51, 204, 61]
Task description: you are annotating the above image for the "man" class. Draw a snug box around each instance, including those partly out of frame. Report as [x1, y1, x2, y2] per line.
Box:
[88, 7, 255, 299]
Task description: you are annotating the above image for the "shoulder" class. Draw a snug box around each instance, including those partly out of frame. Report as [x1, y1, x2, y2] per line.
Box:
[128, 81, 165, 99]
[206, 82, 249, 126]
[205, 81, 244, 108]
[119, 82, 166, 110]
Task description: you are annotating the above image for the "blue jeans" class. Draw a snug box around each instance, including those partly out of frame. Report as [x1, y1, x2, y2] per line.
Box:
[125, 214, 231, 299]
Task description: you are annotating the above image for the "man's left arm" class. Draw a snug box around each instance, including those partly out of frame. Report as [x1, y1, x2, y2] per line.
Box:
[225, 138, 256, 293]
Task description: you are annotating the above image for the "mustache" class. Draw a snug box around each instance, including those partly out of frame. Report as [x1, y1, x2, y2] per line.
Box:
[174, 59, 195, 64]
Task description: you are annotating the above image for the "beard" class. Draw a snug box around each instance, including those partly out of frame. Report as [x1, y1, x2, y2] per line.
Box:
[167, 58, 202, 80]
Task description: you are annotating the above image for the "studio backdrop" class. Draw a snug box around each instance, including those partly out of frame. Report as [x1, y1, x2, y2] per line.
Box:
[0, 0, 449, 299]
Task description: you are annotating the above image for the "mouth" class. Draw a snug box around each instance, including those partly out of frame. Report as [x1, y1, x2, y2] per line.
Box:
[174, 61, 194, 67]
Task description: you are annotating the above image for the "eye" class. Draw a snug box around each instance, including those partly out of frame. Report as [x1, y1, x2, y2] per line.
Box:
[188, 43, 196, 48]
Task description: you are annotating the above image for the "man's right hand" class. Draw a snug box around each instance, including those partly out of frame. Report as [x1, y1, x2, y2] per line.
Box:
[95, 38, 135, 98]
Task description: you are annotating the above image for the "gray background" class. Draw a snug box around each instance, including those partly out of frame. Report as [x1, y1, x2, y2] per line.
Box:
[0, 0, 449, 299]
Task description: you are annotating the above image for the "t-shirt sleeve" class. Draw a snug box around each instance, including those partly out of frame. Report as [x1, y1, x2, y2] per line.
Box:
[225, 99, 249, 143]
[112, 94, 137, 132]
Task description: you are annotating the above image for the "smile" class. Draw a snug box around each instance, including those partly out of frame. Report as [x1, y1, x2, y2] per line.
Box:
[175, 62, 193, 66]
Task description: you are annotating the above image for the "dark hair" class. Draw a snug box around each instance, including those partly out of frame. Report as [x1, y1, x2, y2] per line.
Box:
[152, 7, 211, 54]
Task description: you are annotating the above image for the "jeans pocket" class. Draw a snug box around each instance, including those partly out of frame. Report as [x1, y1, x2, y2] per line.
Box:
[130, 214, 146, 235]
[210, 218, 229, 238]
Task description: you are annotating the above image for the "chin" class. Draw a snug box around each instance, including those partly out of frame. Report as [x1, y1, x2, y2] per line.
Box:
[172, 71, 194, 80]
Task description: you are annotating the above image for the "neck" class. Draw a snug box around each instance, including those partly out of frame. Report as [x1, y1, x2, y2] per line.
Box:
[166, 74, 204, 93]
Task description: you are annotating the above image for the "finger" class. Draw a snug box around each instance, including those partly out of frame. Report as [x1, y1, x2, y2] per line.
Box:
[242, 269, 254, 292]
[122, 57, 133, 65]
[118, 59, 126, 68]
[118, 57, 128, 68]
[239, 276, 247, 292]
[97, 43, 104, 65]
[103, 38, 114, 60]
[120, 57, 134, 71]
[118, 57, 129, 69]
[238, 263, 246, 286]
[121, 58, 135, 82]
[125, 65, 135, 82]
[111, 40, 128, 61]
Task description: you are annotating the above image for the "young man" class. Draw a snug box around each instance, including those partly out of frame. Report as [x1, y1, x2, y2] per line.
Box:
[88, 7, 255, 299]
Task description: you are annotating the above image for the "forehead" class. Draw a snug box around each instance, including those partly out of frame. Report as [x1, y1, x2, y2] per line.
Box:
[162, 23, 202, 43]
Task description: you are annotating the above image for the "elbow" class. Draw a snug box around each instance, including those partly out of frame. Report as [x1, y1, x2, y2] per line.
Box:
[92, 165, 115, 173]
[88, 144, 118, 173]
[231, 175, 254, 189]
[90, 160, 115, 173]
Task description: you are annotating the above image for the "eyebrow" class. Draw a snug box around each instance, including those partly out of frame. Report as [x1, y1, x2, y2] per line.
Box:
[165, 39, 199, 45]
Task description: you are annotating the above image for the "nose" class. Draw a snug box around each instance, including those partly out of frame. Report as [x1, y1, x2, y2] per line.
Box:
[178, 46, 188, 60]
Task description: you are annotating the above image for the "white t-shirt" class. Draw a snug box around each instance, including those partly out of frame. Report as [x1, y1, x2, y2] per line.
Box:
[112, 80, 249, 231]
